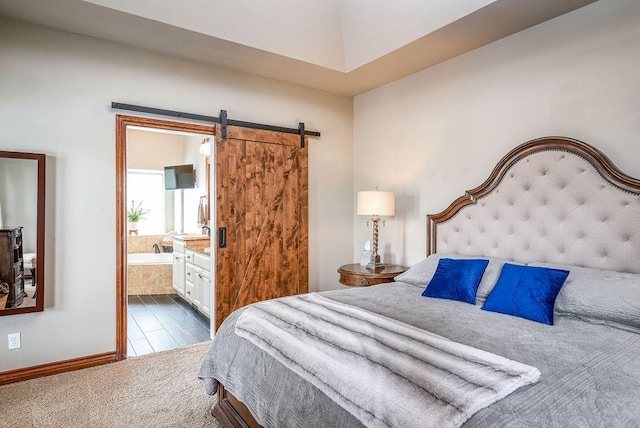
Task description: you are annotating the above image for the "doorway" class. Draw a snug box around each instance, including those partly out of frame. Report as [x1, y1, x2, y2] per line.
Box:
[115, 115, 215, 360]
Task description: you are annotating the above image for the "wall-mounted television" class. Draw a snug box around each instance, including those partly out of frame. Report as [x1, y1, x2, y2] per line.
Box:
[164, 164, 195, 190]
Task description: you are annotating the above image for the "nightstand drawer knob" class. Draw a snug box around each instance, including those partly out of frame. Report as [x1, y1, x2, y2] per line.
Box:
[360, 278, 369, 286]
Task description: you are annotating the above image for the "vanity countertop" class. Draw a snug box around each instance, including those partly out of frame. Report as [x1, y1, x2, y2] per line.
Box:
[188, 246, 211, 256]
[171, 234, 210, 253]
[173, 234, 210, 241]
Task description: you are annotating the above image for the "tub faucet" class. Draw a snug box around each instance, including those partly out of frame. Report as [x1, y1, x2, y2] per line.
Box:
[152, 243, 161, 254]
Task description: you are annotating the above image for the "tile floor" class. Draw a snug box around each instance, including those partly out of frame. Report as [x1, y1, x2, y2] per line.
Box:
[127, 294, 210, 356]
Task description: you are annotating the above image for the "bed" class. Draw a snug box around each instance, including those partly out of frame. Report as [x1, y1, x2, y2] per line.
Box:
[199, 136, 640, 427]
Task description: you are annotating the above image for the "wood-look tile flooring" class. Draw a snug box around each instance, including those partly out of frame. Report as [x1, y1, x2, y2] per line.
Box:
[127, 294, 210, 357]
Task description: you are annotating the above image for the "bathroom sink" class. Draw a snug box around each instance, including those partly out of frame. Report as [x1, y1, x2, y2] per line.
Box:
[174, 234, 209, 241]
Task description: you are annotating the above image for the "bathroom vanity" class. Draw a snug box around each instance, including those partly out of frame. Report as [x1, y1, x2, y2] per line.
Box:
[172, 235, 211, 318]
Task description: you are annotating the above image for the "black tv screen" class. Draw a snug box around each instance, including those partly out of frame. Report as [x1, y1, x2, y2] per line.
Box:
[164, 164, 195, 190]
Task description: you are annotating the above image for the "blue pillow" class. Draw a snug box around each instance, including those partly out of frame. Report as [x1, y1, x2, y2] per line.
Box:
[482, 264, 569, 325]
[422, 258, 489, 304]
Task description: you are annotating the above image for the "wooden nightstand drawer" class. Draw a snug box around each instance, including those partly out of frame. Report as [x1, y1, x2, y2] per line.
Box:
[338, 264, 408, 287]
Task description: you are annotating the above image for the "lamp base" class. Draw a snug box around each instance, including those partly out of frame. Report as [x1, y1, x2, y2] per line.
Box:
[366, 254, 384, 270]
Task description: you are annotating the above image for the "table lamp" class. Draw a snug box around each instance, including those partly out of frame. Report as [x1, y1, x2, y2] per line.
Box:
[357, 188, 395, 269]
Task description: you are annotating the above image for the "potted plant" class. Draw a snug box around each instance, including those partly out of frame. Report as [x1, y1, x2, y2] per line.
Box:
[127, 200, 149, 235]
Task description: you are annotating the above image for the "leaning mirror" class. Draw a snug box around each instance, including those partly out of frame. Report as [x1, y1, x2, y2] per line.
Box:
[0, 151, 45, 315]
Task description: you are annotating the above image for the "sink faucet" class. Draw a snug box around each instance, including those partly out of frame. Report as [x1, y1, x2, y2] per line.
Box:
[152, 243, 161, 254]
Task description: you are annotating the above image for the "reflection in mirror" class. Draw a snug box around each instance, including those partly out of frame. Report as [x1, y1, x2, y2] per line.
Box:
[0, 151, 45, 315]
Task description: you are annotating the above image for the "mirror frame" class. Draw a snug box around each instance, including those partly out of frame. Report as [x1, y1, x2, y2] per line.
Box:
[0, 150, 46, 316]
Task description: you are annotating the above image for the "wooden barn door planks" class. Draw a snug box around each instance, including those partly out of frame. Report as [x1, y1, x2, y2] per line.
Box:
[215, 125, 308, 330]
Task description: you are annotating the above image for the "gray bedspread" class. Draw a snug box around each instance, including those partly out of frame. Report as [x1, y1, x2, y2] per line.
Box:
[199, 282, 640, 427]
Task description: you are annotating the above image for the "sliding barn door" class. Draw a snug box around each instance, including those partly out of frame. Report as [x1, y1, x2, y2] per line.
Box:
[215, 126, 308, 330]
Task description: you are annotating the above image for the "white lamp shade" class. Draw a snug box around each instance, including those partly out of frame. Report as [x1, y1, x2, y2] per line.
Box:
[357, 191, 395, 216]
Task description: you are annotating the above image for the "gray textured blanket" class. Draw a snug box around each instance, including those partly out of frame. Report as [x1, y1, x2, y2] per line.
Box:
[199, 282, 640, 427]
[235, 294, 540, 428]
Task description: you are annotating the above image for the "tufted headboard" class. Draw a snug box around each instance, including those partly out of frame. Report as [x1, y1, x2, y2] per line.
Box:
[427, 137, 640, 274]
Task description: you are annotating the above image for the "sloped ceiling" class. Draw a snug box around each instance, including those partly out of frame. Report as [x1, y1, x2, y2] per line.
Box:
[0, 0, 598, 95]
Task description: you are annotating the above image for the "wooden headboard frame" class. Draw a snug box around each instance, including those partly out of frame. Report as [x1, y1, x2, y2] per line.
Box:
[427, 136, 640, 257]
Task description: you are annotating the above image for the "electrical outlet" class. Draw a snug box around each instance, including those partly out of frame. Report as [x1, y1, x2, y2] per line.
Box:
[8, 332, 21, 350]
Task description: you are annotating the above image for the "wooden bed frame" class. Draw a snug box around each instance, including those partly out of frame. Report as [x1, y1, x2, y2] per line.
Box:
[213, 384, 261, 428]
[210, 136, 640, 427]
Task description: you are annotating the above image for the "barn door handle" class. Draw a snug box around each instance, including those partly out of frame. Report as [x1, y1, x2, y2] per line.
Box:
[218, 227, 227, 248]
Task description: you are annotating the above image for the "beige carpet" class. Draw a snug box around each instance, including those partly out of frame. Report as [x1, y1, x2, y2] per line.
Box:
[0, 342, 222, 428]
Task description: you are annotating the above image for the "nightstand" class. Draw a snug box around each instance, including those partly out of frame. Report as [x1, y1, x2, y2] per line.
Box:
[337, 264, 408, 287]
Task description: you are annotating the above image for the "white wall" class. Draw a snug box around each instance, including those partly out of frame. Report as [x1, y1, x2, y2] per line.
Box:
[354, 0, 640, 266]
[0, 18, 353, 371]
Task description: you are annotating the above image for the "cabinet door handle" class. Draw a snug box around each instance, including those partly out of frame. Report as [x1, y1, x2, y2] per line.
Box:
[218, 227, 227, 248]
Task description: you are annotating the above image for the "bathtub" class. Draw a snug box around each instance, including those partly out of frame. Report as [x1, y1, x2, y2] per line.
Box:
[127, 252, 174, 266]
[127, 252, 175, 295]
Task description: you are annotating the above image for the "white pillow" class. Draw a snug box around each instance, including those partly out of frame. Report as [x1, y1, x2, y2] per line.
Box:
[529, 262, 640, 332]
[394, 253, 521, 303]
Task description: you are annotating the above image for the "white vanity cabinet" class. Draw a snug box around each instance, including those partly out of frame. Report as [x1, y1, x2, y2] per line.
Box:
[193, 252, 211, 318]
[198, 268, 211, 318]
[184, 249, 197, 305]
[172, 240, 186, 297]
[172, 237, 212, 318]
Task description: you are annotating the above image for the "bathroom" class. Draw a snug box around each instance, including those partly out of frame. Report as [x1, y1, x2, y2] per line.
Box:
[126, 127, 212, 356]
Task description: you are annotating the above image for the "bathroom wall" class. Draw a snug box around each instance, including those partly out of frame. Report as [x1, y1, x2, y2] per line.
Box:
[127, 129, 208, 235]
[126, 129, 186, 170]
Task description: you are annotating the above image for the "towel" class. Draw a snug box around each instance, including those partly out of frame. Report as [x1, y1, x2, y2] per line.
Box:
[197, 196, 206, 227]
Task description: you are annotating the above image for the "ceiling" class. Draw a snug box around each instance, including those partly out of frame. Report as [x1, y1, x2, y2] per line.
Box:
[0, 0, 598, 96]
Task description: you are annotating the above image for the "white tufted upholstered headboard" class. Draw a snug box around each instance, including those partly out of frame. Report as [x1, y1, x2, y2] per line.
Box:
[427, 137, 640, 274]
